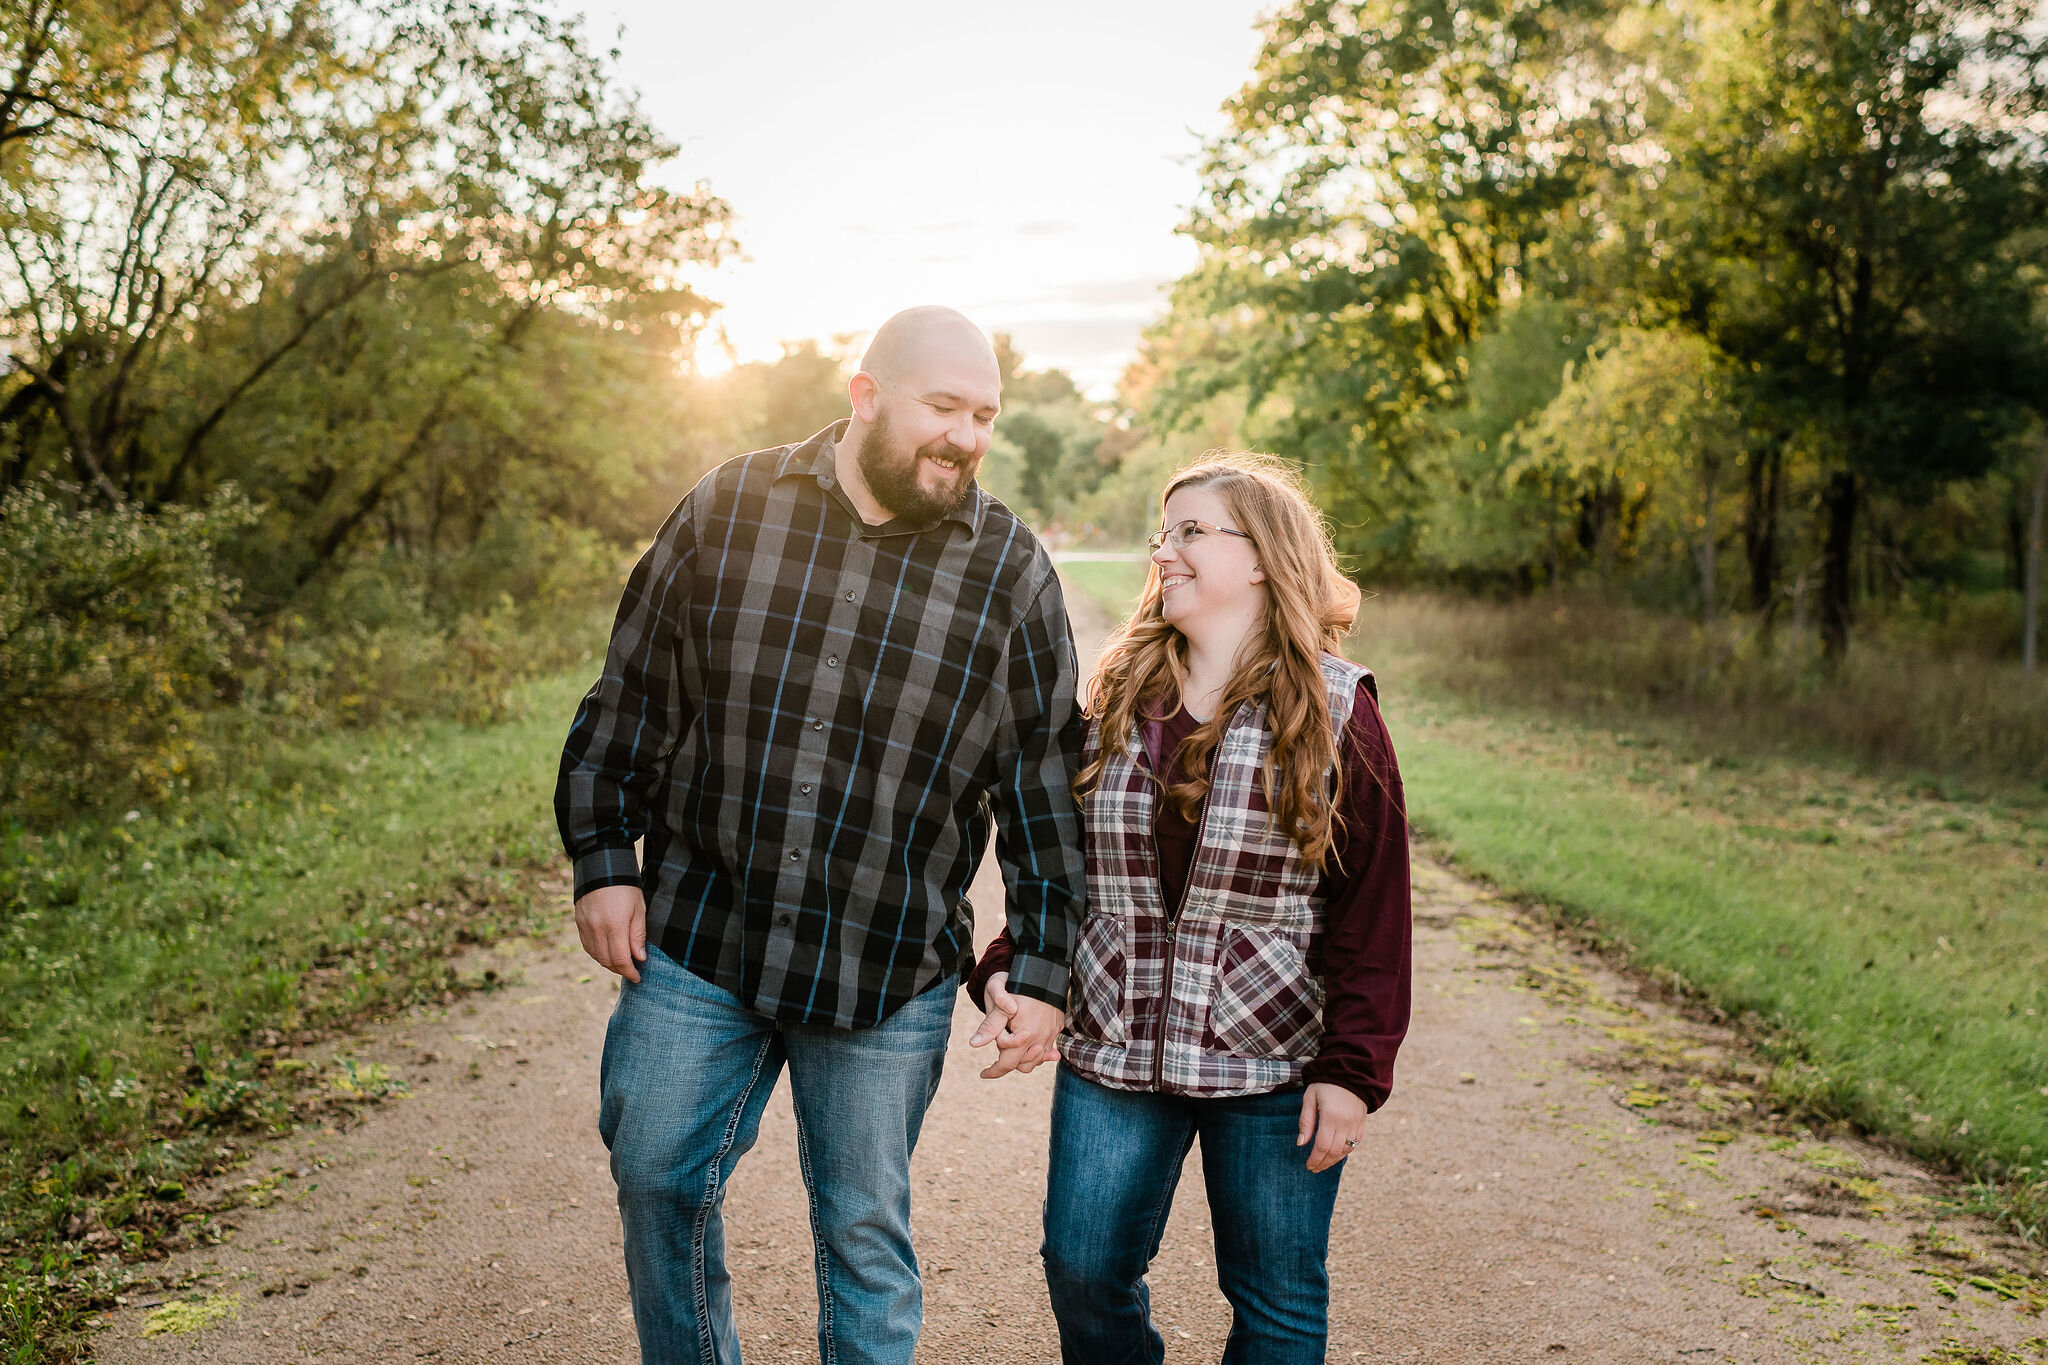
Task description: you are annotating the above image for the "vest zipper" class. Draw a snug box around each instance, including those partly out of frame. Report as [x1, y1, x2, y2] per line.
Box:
[1151, 721, 1226, 1094]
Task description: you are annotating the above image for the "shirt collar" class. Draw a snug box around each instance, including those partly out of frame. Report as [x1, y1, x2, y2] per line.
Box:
[776, 419, 987, 537]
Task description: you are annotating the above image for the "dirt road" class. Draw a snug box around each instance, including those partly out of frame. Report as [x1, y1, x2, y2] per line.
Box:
[101, 588, 2046, 1364]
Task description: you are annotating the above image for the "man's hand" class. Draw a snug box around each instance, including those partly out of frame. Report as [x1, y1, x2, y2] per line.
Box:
[969, 972, 1063, 1079]
[576, 884, 648, 983]
[1297, 1082, 1368, 1172]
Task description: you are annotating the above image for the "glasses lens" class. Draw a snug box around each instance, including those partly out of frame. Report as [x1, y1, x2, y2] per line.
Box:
[1146, 530, 1167, 552]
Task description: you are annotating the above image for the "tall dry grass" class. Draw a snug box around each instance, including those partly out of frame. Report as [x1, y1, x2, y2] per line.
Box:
[1355, 591, 2048, 789]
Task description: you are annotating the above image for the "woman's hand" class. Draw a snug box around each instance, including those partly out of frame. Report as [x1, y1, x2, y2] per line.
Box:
[969, 971, 1062, 1078]
[969, 971, 1015, 1053]
[1297, 1082, 1367, 1172]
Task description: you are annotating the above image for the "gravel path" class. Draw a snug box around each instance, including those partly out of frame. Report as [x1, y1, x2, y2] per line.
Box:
[98, 588, 2046, 1364]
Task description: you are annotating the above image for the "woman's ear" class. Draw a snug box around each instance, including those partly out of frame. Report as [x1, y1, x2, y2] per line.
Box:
[1250, 565, 1267, 584]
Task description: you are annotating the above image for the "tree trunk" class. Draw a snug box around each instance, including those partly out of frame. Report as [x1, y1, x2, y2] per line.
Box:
[1697, 456, 1719, 623]
[2008, 490, 2028, 594]
[1743, 441, 1782, 613]
[1821, 469, 1857, 663]
[2026, 441, 2045, 675]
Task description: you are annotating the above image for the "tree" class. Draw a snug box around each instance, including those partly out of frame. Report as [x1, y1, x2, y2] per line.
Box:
[1516, 329, 1746, 618]
[0, 0, 730, 579]
[2026, 435, 2046, 674]
[1607, 0, 2048, 656]
[1144, 0, 1635, 566]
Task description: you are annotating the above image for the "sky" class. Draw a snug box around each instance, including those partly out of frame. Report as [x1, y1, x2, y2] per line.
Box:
[571, 0, 1275, 393]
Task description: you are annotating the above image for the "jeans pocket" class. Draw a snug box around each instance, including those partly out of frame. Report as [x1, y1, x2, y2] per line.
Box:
[1066, 912, 1127, 1047]
[1204, 924, 1324, 1060]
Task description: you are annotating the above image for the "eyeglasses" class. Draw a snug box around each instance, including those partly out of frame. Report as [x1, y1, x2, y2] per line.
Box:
[1146, 519, 1254, 554]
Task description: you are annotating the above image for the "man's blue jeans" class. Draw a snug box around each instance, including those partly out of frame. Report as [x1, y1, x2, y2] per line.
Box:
[1040, 1066, 1345, 1365]
[598, 945, 954, 1365]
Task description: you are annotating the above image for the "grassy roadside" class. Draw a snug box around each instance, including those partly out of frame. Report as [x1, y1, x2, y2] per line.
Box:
[1057, 559, 2048, 1240]
[0, 669, 590, 1361]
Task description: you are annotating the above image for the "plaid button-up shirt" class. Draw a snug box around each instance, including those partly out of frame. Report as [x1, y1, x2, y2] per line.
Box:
[555, 422, 1086, 1028]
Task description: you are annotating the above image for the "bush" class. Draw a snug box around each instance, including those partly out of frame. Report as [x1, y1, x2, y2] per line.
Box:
[0, 485, 257, 824]
[236, 505, 618, 732]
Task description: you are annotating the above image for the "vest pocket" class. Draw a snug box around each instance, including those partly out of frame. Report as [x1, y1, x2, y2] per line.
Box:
[1064, 912, 1127, 1047]
[1204, 924, 1324, 1060]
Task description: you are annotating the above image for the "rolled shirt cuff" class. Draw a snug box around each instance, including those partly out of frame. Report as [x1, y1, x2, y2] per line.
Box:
[1002, 949, 1070, 1011]
[572, 845, 643, 901]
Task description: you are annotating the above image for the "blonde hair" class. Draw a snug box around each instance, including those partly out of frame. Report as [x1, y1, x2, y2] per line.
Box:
[1079, 452, 1363, 867]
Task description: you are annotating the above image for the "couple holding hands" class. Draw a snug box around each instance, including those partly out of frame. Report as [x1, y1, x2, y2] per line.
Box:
[555, 306, 1411, 1365]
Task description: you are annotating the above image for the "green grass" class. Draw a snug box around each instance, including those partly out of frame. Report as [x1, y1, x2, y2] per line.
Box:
[1389, 692, 2047, 1174]
[1058, 568, 2048, 1226]
[0, 669, 586, 1360]
[1054, 556, 1148, 626]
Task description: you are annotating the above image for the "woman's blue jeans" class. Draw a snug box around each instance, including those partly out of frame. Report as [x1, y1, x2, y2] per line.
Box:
[598, 945, 954, 1365]
[1041, 1066, 1344, 1365]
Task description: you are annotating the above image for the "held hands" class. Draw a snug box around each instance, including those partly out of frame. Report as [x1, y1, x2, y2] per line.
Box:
[576, 884, 648, 983]
[969, 971, 1063, 1079]
[1297, 1082, 1367, 1172]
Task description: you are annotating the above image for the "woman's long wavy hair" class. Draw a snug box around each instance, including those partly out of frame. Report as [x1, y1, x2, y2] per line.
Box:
[1079, 452, 1363, 867]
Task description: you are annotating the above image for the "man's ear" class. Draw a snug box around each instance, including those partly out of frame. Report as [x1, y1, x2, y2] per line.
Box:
[848, 370, 883, 424]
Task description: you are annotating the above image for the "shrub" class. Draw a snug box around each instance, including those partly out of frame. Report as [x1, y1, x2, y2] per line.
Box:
[0, 485, 257, 824]
[236, 506, 617, 732]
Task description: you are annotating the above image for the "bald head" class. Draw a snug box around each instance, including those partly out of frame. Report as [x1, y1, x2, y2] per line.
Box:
[836, 306, 1002, 526]
[859, 306, 1000, 390]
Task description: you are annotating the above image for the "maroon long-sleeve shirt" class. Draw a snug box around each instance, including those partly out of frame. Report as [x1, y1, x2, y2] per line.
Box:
[969, 689, 1412, 1110]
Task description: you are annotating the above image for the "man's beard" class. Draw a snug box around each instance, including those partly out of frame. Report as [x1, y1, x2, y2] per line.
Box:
[855, 410, 978, 524]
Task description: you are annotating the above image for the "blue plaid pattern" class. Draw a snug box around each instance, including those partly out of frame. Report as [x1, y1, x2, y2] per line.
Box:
[555, 423, 1086, 1027]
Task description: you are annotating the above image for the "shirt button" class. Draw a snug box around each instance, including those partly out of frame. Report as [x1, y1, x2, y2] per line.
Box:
[776, 912, 793, 927]
[844, 591, 856, 602]
[800, 783, 813, 795]
[811, 719, 824, 731]
[787, 849, 800, 862]
[826, 655, 839, 667]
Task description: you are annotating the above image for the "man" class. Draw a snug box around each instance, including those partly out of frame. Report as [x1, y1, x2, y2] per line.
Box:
[556, 305, 1081, 1365]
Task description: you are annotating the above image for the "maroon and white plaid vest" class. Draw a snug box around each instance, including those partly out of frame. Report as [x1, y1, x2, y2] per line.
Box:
[1059, 654, 1374, 1098]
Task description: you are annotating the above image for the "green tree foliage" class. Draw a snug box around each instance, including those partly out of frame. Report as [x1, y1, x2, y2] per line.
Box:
[1413, 299, 1594, 588]
[0, 0, 737, 824]
[1517, 329, 1746, 617]
[1127, 0, 2048, 661]
[1602, 0, 2048, 653]
[1, 0, 730, 546]
[1148, 0, 1632, 564]
[0, 483, 255, 822]
[977, 334, 1110, 534]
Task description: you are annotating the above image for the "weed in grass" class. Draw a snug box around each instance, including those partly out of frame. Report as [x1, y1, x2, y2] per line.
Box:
[140, 1293, 237, 1337]
[1958, 1169, 2048, 1246]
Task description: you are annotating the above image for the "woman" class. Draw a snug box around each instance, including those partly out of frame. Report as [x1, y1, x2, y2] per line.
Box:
[971, 453, 1411, 1365]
